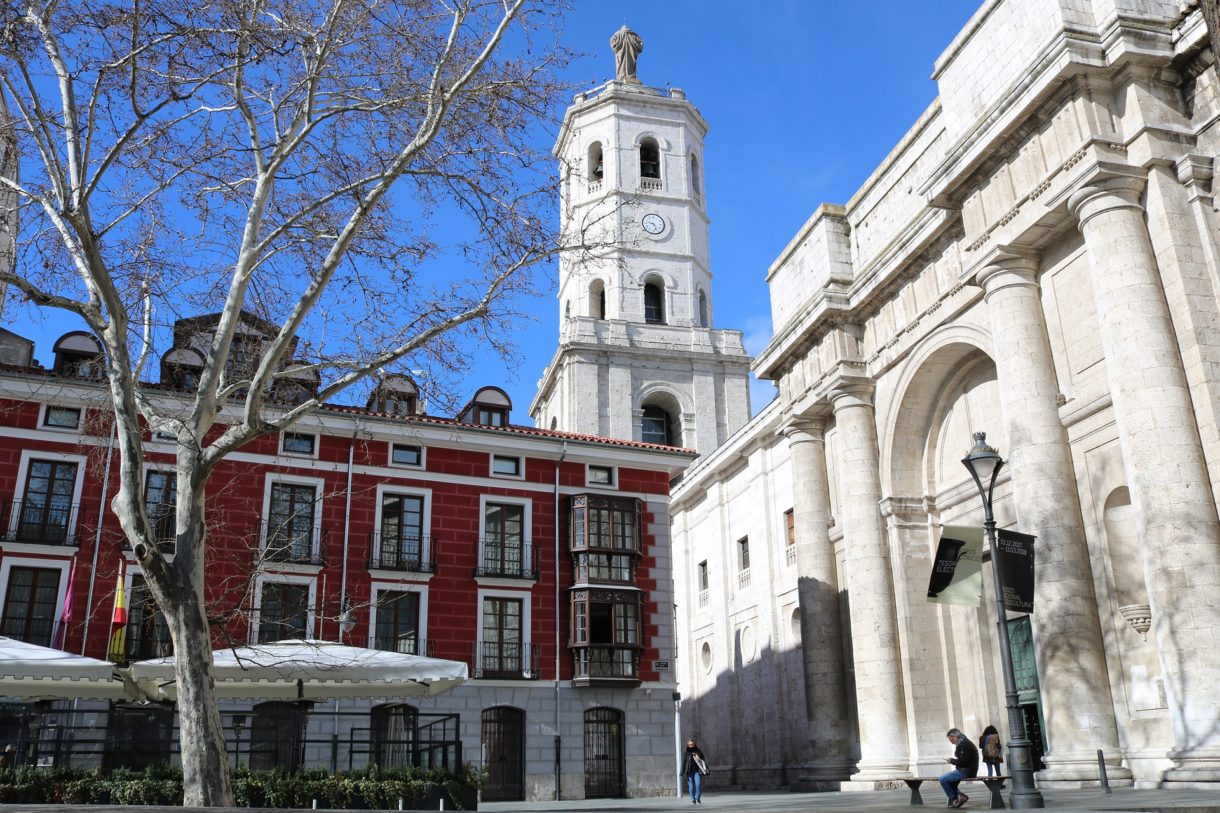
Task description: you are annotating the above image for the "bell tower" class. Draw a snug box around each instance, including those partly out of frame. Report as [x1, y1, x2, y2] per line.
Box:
[530, 27, 751, 455]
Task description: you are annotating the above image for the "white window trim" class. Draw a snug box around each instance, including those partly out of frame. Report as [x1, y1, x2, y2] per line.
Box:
[280, 431, 319, 459]
[476, 494, 535, 586]
[0, 556, 70, 638]
[388, 442, 426, 470]
[368, 581, 429, 650]
[38, 404, 82, 433]
[371, 483, 432, 563]
[7, 450, 88, 543]
[475, 587, 533, 667]
[586, 464, 616, 488]
[252, 572, 318, 642]
[489, 452, 524, 480]
[260, 473, 326, 557]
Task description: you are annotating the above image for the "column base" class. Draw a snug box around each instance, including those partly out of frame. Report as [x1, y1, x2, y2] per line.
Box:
[842, 760, 910, 791]
[791, 758, 855, 791]
[1163, 747, 1220, 784]
[1037, 749, 1134, 787]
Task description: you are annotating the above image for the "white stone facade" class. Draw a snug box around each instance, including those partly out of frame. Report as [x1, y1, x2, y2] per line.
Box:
[671, 0, 1220, 791]
[530, 80, 752, 455]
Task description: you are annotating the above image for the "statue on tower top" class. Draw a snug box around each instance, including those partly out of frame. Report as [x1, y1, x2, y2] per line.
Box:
[610, 25, 643, 83]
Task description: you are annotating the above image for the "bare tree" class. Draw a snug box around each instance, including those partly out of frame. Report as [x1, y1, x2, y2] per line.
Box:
[0, 0, 577, 804]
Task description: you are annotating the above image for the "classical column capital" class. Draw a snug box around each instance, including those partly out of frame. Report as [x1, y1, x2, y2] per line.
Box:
[826, 373, 875, 412]
[1067, 176, 1146, 229]
[973, 245, 1041, 299]
[780, 411, 830, 442]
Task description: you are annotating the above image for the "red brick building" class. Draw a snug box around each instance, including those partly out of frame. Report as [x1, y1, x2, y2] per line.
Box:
[0, 320, 693, 800]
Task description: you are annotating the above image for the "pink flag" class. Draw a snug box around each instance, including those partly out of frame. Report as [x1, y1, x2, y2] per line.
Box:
[51, 557, 77, 650]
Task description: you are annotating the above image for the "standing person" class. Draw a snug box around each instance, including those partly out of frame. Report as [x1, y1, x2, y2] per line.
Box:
[979, 725, 1003, 777]
[940, 727, 979, 808]
[681, 737, 709, 804]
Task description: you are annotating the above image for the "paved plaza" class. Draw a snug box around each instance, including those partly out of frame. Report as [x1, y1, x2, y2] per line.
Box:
[5, 785, 1219, 813]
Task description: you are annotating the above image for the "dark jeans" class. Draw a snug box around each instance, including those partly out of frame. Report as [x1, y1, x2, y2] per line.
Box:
[939, 768, 966, 800]
[986, 761, 1000, 776]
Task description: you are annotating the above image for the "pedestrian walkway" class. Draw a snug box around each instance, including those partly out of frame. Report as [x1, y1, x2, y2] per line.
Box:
[1, 786, 1219, 813]
[480, 786, 1220, 813]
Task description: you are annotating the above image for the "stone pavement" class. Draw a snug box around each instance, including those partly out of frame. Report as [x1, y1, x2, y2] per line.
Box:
[1, 787, 1219, 813]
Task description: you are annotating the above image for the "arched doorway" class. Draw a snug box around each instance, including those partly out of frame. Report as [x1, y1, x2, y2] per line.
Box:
[481, 706, 525, 801]
[583, 707, 625, 798]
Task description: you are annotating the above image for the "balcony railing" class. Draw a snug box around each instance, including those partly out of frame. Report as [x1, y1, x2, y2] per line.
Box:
[369, 532, 436, 573]
[471, 640, 540, 679]
[474, 540, 539, 580]
[572, 646, 640, 683]
[248, 609, 311, 644]
[785, 544, 798, 568]
[121, 621, 174, 663]
[263, 526, 325, 566]
[1, 500, 80, 546]
[370, 635, 434, 657]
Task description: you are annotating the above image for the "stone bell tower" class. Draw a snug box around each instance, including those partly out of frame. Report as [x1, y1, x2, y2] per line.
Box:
[529, 26, 751, 455]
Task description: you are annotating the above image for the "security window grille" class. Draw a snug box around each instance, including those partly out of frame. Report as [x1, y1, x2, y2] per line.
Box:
[249, 701, 307, 772]
[1, 566, 61, 646]
[281, 432, 316, 455]
[258, 582, 309, 643]
[391, 444, 422, 466]
[267, 483, 316, 559]
[143, 470, 177, 543]
[18, 459, 78, 544]
[492, 455, 521, 476]
[481, 597, 523, 676]
[375, 590, 421, 654]
[371, 703, 419, 770]
[43, 406, 81, 429]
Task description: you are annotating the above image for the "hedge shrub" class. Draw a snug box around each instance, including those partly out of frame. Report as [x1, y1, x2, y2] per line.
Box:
[0, 764, 478, 809]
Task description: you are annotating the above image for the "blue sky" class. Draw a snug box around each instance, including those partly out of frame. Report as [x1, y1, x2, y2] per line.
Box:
[5, 1, 982, 423]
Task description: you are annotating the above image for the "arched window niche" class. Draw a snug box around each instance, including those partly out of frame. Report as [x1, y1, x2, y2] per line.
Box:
[690, 153, 701, 198]
[589, 279, 607, 319]
[697, 290, 708, 328]
[643, 279, 664, 325]
[588, 142, 604, 184]
[639, 138, 660, 181]
[640, 402, 678, 446]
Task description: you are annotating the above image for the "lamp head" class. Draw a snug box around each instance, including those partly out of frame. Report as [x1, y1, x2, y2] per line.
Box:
[961, 431, 1004, 507]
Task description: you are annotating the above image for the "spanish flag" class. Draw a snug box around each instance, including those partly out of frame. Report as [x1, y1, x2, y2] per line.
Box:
[107, 563, 128, 662]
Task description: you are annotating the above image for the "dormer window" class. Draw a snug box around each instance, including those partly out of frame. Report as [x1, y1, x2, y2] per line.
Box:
[52, 332, 104, 379]
[367, 375, 420, 416]
[161, 347, 205, 391]
[639, 138, 660, 180]
[460, 386, 512, 427]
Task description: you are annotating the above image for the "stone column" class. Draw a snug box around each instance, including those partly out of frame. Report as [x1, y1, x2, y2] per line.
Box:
[783, 416, 856, 788]
[1069, 178, 1220, 782]
[976, 250, 1131, 784]
[830, 382, 910, 780]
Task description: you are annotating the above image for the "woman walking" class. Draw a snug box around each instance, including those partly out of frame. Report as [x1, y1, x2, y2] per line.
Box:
[979, 725, 1003, 777]
[681, 737, 709, 804]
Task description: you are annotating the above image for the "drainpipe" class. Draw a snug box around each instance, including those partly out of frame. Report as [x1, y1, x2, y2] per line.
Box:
[339, 427, 357, 642]
[553, 441, 568, 801]
[81, 426, 116, 656]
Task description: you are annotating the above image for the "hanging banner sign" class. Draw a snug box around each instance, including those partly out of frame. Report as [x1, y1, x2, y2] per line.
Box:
[926, 525, 984, 607]
[995, 529, 1036, 613]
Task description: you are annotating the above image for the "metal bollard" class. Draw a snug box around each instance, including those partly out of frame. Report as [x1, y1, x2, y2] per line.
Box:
[1097, 749, 1112, 794]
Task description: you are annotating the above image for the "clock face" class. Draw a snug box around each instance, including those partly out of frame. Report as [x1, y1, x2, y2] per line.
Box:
[641, 213, 665, 235]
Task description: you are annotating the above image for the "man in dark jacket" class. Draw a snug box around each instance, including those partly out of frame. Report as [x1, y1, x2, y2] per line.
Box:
[939, 727, 979, 807]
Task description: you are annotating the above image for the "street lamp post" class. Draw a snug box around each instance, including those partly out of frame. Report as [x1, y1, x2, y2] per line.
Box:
[961, 431, 1045, 809]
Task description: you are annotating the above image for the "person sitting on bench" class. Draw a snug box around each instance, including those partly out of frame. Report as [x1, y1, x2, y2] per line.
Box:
[940, 727, 979, 808]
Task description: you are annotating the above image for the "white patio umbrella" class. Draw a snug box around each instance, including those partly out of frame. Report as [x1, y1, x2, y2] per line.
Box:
[128, 639, 468, 701]
[0, 636, 129, 700]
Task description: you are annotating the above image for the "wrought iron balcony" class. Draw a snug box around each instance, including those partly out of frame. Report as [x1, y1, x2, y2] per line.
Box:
[370, 635, 434, 657]
[263, 527, 326, 566]
[474, 540, 539, 580]
[1, 500, 80, 547]
[471, 640, 540, 680]
[0, 615, 59, 648]
[368, 532, 435, 573]
[571, 645, 640, 685]
[122, 620, 174, 663]
[248, 609, 312, 644]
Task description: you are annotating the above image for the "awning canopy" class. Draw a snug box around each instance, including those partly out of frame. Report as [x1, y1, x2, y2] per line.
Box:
[129, 639, 469, 701]
[0, 636, 129, 700]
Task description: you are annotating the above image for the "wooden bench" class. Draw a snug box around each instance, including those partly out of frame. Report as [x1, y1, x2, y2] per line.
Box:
[893, 775, 1010, 808]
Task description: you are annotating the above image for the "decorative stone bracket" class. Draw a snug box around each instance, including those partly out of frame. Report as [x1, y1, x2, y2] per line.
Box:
[1119, 603, 1152, 640]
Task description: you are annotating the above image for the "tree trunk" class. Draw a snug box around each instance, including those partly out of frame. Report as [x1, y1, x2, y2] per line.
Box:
[172, 594, 233, 807]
